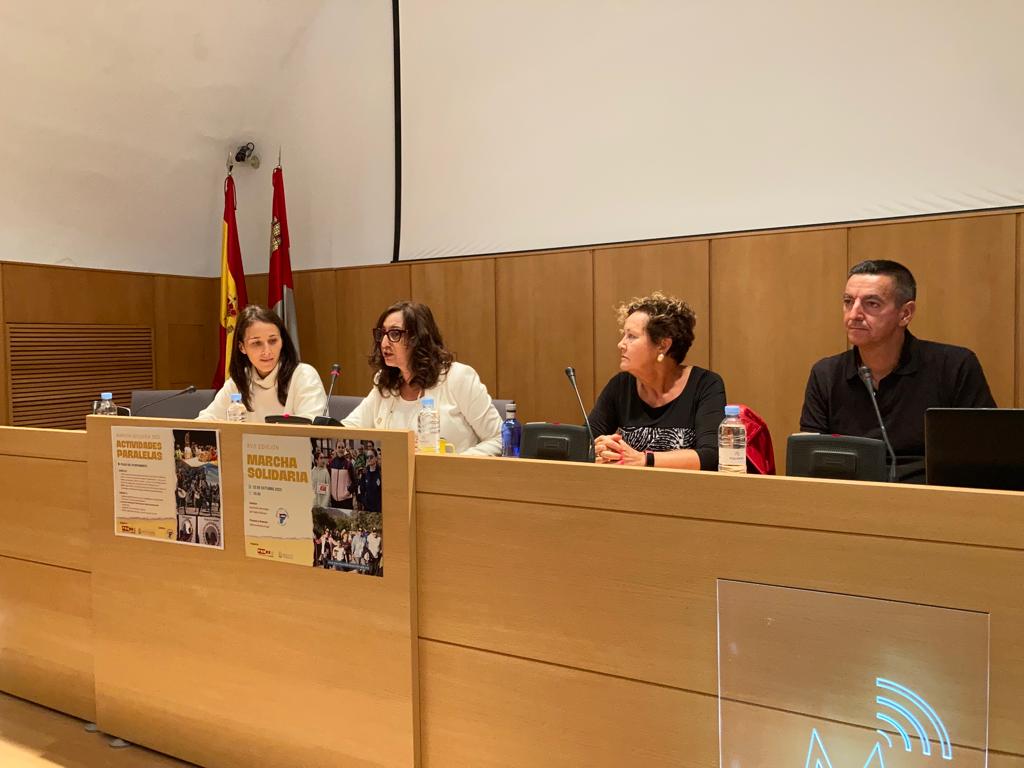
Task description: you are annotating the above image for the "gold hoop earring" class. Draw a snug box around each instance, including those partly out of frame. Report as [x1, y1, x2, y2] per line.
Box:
[657, 353, 665, 363]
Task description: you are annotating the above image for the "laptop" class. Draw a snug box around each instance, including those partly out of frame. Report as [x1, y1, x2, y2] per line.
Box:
[925, 408, 1024, 491]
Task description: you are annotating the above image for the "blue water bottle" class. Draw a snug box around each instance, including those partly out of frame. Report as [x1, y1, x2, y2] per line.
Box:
[501, 401, 522, 458]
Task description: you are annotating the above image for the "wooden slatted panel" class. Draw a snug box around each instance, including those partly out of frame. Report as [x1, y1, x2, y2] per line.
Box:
[8, 324, 154, 429]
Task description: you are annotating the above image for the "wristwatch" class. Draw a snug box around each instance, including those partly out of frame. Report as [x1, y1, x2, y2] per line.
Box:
[645, 451, 655, 467]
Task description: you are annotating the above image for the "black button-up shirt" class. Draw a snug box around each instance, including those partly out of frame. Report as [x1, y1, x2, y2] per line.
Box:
[800, 332, 996, 482]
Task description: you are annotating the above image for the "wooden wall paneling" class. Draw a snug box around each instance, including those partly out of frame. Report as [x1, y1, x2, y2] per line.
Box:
[292, 269, 339, 382]
[410, 258, 497, 393]
[89, 418, 418, 768]
[592, 241, 710, 396]
[0, 263, 6, 425]
[495, 250, 594, 423]
[154, 275, 219, 390]
[0, 556, 95, 722]
[1017, 213, 1022, 408]
[849, 214, 1017, 407]
[419, 640, 718, 768]
[245, 273, 269, 312]
[1, 263, 155, 326]
[8, 324, 154, 429]
[710, 230, 848, 471]
[335, 265, 412, 395]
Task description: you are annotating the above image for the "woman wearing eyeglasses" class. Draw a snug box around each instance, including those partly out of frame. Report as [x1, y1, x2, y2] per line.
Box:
[342, 300, 502, 455]
[197, 305, 327, 423]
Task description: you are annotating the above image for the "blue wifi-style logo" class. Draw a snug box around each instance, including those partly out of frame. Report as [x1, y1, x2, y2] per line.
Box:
[874, 678, 952, 760]
[802, 678, 952, 768]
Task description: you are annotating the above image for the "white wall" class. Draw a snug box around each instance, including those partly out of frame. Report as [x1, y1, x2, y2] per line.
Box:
[0, 0, 394, 277]
[6, 2, 1023, 275]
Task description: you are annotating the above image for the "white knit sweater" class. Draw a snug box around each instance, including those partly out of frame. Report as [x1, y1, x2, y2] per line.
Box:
[197, 363, 327, 423]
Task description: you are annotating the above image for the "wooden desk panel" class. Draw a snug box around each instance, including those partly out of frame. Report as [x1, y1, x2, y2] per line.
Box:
[88, 418, 418, 768]
[0, 427, 86, 462]
[416, 455, 1024, 759]
[416, 454, 1024, 550]
[419, 639, 718, 768]
[0, 427, 92, 720]
[0, 453, 89, 570]
[0, 556, 94, 721]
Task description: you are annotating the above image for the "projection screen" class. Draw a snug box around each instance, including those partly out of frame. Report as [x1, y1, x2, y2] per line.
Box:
[398, 1, 1024, 261]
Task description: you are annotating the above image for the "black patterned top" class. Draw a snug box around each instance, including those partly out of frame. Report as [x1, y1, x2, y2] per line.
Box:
[588, 367, 727, 470]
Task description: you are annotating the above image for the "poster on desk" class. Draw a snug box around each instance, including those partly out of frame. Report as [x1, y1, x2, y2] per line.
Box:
[111, 426, 223, 548]
[244, 434, 384, 577]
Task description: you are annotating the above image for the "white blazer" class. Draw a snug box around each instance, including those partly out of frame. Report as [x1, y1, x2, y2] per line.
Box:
[342, 362, 502, 456]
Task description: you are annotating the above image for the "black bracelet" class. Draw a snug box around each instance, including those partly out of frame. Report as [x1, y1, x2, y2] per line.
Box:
[645, 451, 655, 467]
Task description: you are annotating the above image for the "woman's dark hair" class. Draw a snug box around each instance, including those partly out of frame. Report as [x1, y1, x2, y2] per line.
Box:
[617, 291, 697, 364]
[229, 304, 299, 410]
[370, 301, 454, 394]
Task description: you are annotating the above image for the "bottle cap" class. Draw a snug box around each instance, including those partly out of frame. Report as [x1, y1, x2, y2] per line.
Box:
[422, 397, 435, 408]
[101, 392, 113, 399]
[724, 405, 741, 417]
[230, 393, 242, 402]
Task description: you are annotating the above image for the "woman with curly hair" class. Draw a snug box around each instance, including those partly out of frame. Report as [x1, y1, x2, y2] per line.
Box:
[589, 292, 727, 470]
[342, 300, 502, 455]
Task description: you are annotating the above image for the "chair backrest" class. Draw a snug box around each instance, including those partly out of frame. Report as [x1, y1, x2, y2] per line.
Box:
[328, 395, 364, 421]
[130, 389, 217, 419]
[736, 404, 776, 475]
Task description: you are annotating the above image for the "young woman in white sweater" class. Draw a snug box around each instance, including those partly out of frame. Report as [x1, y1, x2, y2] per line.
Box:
[197, 305, 327, 423]
[342, 301, 502, 455]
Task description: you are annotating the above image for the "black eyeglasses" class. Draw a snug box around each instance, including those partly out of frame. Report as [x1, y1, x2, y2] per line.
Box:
[372, 327, 409, 343]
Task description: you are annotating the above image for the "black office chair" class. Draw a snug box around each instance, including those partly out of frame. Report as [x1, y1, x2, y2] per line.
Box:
[328, 395, 364, 421]
[130, 389, 217, 419]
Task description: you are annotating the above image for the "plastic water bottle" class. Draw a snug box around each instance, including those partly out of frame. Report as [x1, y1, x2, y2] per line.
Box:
[226, 393, 247, 422]
[501, 401, 522, 458]
[93, 392, 118, 415]
[416, 397, 441, 453]
[718, 404, 747, 474]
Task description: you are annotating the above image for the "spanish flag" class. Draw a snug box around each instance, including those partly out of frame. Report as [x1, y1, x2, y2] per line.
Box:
[212, 174, 248, 388]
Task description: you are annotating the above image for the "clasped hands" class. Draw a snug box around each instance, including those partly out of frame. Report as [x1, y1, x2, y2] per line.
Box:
[593, 433, 644, 466]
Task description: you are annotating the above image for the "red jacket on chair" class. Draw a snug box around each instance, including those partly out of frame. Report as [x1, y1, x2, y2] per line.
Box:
[737, 405, 776, 475]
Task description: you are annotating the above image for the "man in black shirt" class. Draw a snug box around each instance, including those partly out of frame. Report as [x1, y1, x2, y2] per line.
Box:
[800, 259, 995, 483]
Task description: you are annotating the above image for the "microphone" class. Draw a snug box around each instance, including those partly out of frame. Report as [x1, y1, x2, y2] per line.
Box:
[312, 363, 342, 426]
[131, 385, 197, 416]
[858, 365, 897, 482]
[564, 366, 595, 462]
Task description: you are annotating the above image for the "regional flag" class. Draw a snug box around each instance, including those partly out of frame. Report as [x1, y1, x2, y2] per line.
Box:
[268, 165, 299, 354]
[212, 174, 248, 388]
